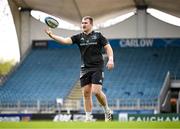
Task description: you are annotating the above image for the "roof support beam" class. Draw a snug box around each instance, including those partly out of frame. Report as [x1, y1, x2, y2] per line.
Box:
[73, 0, 82, 20]
[134, 0, 148, 10]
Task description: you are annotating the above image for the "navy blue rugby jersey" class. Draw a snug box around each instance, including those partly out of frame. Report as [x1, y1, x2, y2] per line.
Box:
[71, 31, 108, 71]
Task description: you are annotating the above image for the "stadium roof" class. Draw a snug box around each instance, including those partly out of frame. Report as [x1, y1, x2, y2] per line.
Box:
[13, 0, 180, 26]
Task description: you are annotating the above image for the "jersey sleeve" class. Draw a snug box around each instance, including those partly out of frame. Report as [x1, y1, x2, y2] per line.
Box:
[99, 32, 108, 46]
[71, 34, 79, 45]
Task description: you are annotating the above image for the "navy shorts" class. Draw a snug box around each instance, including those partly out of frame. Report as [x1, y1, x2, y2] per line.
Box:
[80, 70, 104, 87]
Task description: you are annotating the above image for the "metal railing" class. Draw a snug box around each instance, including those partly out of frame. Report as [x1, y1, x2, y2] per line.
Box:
[0, 98, 158, 113]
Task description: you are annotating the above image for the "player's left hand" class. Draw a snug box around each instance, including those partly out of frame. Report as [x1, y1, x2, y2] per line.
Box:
[106, 59, 114, 70]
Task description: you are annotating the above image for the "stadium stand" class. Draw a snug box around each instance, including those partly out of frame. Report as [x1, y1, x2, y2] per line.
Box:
[103, 47, 180, 101]
[0, 48, 80, 102]
[0, 42, 180, 112]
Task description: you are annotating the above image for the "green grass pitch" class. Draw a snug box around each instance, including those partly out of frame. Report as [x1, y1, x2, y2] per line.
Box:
[0, 121, 180, 129]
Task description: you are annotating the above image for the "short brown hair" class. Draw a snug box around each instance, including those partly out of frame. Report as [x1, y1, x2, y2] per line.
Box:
[82, 16, 93, 25]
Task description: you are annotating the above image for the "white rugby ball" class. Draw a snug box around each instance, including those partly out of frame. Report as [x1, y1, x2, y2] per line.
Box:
[45, 17, 59, 28]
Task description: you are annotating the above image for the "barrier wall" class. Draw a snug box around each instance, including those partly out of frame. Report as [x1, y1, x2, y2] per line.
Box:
[1, 113, 180, 122]
[32, 38, 180, 49]
[118, 113, 180, 122]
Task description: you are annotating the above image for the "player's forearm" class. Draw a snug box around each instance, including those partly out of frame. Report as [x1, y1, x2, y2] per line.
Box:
[105, 44, 114, 61]
[104, 44, 114, 70]
[49, 33, 71, 45]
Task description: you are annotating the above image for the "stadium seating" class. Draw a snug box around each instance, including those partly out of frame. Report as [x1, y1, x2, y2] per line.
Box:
[104, 47, 180, 100]
[0, 46, 179, 109]
[0, 48, 80, 102]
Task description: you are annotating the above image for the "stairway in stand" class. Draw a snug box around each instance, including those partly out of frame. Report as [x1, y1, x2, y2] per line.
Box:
[62, 81, 82, 110]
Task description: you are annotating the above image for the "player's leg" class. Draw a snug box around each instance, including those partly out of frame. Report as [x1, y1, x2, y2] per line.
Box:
[92, 84, 107, 107]
[91, 70, 112, 121]
[92, 84, 112, 121]
[82, 84, 93, 121]
[80, 72, 93, 121]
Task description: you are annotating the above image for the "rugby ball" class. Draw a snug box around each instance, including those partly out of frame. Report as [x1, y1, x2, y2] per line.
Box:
[44, 17, 59, 28]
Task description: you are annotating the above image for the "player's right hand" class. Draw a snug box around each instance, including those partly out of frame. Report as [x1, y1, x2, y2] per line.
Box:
[45, 28, 53, 38]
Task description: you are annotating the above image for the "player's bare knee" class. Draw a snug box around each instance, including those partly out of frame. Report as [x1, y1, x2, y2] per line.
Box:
[94, 90, 102, 97]
[83, 90, 91, 98]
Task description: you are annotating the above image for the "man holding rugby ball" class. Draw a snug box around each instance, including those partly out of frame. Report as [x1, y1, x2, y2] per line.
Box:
[45, 16, 114, 122]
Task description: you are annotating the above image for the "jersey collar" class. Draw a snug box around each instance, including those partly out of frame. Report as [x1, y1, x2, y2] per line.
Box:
[83, 30, 94, 36]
